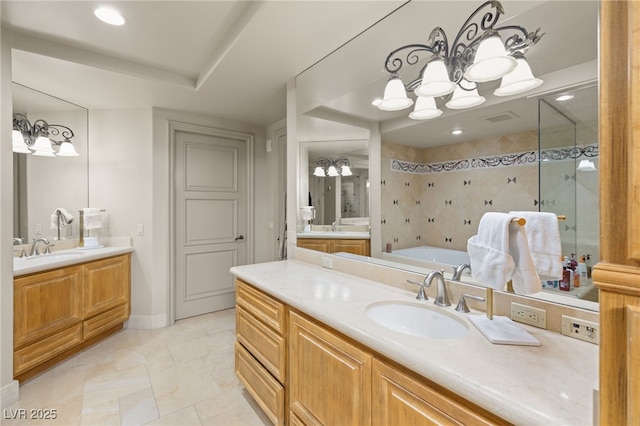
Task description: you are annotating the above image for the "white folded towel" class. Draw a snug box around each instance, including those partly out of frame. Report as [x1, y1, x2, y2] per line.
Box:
[509, 211, 563, 280]
[50, 208, 74, 230]
[509, 220, 542, 295]
[467, 212, 541, 294]
[83, 208, 103, 230]
[467, 212, 515, 291]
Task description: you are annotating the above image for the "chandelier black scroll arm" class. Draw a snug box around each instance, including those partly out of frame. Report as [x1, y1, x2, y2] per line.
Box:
[383, 43, 439, 75]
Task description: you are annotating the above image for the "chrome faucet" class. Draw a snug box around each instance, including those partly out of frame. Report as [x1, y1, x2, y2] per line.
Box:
[452, 263, 471, 281]
[13, 237, 23, 246]
[30, 238, 50, 256]
[425, 270, 451, 307]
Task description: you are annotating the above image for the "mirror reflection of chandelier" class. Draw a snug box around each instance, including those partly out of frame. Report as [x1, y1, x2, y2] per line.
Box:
[376, 0, 544, 120]
[313, 156, 353, 177]
[12, 113, 79, 157]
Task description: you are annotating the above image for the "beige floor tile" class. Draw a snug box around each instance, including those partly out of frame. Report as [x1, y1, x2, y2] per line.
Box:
[9, 309, 266, 426]
[145, 406, 202, 426]
[118, 387, 159, 425]
[149, 358, 222, 418]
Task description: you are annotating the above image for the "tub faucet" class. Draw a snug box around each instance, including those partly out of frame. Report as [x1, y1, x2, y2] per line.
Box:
[426, 270, 451, 307]
[29, 238, 50, 256]
[452, 263, 471, 281]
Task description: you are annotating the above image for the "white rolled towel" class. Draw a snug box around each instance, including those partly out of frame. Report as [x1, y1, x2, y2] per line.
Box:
[50, 208, 74, 230]
[83, 208, 103, 230]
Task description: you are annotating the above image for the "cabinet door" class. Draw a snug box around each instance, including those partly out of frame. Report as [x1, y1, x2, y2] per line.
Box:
[331, 239, 370, 256]
[82, 255, 131, 319]
[289, 310, 371, 426]
[297, 239, 331, 253]
[14, 266, 83, 349]
[372, 359, 508, 426]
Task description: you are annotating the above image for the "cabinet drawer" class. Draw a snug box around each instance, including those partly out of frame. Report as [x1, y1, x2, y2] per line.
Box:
[236, 280, 286, 334]
[14, 324, 83, 376]
[372, 358, 508, 426]
[236, 306, 286, 382]
[83, 304, 129, 340]
[235, 342, 285, 426]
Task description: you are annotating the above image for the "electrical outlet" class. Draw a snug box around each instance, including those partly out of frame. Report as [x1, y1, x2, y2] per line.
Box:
[321, 257, 332, 269]
[561, 315, 599, 344]
[510, 302, 547, 329]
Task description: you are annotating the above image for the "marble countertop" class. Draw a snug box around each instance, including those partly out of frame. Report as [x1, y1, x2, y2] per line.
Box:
[296, 231, 370, 239]
[14, 246, 134, 276]
[231, 260, 597, 425]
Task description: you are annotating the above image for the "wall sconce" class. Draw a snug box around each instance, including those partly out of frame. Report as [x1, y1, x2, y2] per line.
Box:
[313, 156, 353, 177]
[12, 113, 79, 157]
[377, 1, 543, 120]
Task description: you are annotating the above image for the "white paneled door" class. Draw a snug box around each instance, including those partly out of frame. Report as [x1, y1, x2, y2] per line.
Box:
[175, 129, 247, 320]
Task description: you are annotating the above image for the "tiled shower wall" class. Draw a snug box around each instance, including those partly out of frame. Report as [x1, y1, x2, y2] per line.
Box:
[381, 130, 539, 253]
[381, 129, 599, 259]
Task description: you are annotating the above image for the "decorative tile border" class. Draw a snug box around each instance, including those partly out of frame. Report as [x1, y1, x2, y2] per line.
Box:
[391, 144, 599, 174]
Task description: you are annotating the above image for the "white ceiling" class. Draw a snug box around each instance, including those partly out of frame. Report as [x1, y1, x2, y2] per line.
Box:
[2, 0, 405, 126]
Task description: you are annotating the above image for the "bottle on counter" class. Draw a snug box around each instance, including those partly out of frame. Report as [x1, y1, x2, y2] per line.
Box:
[577, 255, 589, 286]
[560, 255, 573, 291]
[571, 253, 580, 288]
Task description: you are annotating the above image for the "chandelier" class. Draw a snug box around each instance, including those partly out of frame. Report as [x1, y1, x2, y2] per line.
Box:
[376, 1, 544, 120]
[313, 156, 353, 177]
[12, 113, 79, 157]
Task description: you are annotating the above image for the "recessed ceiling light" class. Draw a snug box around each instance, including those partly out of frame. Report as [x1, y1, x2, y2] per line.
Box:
[555, 94, 574, 102]
[94, 7, 126, 26]
[450, 129, 464, 135]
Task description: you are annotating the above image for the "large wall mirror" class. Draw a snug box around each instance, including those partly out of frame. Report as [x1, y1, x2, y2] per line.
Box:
[13, 82, 89, 243]
[294, 0, 599, 310]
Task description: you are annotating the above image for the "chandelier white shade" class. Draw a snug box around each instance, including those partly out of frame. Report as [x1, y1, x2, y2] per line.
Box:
[56, 141, 80, 157]
[445, 81, 486, 109]
[463, 33, 517, 82]
[377, 1, 543, 120]
[12, 130, 31, 153]
[494, 53, 543, 96]
[377, 77, 414, 111]
[415, 59, 456, 97]
[31, 136, 56, 157]
[409, 96, 443, 120]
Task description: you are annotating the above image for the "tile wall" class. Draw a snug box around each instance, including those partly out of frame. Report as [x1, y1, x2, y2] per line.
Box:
[380, 130, 599, 257]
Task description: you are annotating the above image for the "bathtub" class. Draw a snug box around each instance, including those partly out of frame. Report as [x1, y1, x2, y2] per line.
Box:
[381, 246, 470, 273]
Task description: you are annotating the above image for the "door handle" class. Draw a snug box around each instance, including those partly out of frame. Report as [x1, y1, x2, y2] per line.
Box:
[234, 235, 244, 242]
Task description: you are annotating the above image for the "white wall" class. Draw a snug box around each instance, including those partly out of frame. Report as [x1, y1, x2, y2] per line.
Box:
[1, 23, 19, 408]
[89, 108, 155, 324]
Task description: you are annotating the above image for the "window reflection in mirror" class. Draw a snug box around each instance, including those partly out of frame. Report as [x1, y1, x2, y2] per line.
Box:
[12, 83, 89, 244]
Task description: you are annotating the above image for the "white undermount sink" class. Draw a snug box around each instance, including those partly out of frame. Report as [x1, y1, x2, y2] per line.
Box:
[366, 301, 469, 339]
[25, 251, 85, 261]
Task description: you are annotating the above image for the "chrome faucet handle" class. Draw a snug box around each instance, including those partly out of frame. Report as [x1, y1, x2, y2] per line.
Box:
[13, 247, 27, 258]
[455, 294, 486, 313]
[406, 279, 428, 301]
[452, 263, 471, 281]
[44, 243, 55, 254]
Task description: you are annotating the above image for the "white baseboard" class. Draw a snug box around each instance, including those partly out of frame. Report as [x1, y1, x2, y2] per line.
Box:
[127, 313, 167, 330]
[1, 380, 19, 409]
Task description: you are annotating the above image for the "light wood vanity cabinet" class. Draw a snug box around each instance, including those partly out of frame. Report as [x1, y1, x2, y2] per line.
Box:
[235, 280, 286, 426]
[297, 238, 370, 256]
[289, 310, 372, 426]
[13, 253, 131, 381]
[235, 280, 508, 426]
[372, 359, 509, 426]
